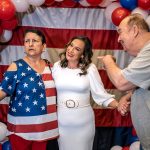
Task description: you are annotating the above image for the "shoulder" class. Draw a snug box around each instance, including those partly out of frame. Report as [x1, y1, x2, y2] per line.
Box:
[53, 61, 61, 68]
[7, 62, 17, 71]
[87, 63, 97, 72]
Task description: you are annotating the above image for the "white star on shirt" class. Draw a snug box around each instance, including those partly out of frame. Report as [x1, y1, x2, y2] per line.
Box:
[40, 93, 44, 98]
[38, 82, 43, 86]
[5, 76, 9, 81]
[33, 100, 38, 105]
[26, 107, 30, 112]
[36, 73, 40, 76]
[27, 66, 31, 71]
[25, 95, 30, 100]
[12, 107, 16, 112]
[8, 85, 12, 90]
[29, 77, 34, 81]
[14, 75, 17, 79]
[41, 106, 45, 110]
[21, 72, 26, 76]
[18, 63, 23, 67]
[32, 88, 37, 93]
[23, 83, 28, 88]
[18, 102, 22, 106]
[17, 90, 22, 94]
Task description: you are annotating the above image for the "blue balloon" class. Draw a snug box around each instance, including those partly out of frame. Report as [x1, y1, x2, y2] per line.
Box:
[2, 141, 12, 150]
[120, 0, 137, 10]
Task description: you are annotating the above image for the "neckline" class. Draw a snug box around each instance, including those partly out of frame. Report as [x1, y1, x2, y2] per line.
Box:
[22, 59, 46, 75]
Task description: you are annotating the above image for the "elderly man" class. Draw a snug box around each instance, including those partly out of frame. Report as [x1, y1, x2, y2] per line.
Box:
[98, 14, 150, 150]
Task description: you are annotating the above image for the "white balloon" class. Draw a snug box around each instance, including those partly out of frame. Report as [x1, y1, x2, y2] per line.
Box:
[131, 7, 149, 20]
[110, 145, 122, 150]
[27, 0, 45, 7]
[105, 2, 121, 23]
[0, 30, 13, 43]
[99, 0, 112, 7]
[129, 141, 140, 150]
[79, 0, 90, 7]
[11, 0, 30, 12]
[146, 15, 150, 29]
[0, 122, 7, 142]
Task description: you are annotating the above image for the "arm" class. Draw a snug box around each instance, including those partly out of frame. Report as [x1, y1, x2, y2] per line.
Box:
[98, 55, 136, 91]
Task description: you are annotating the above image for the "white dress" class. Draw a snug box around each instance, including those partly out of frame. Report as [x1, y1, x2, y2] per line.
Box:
[52, 61, 115, 150]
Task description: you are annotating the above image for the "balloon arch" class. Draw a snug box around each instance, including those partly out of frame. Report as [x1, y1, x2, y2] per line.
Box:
[0, 0, 149, 43]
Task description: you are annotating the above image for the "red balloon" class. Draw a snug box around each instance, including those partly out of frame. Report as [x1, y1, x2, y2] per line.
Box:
[61, 0, 77, 8]
[44, 0, 55, 6]
[0, 0, 16, 20]
[138, 0, 150, 10]
[87, 0, 103, 6]
[122, 146, 129, 150]
[1, 16, 18, 30]
[112, 7, 131, 26]
[0, 26, 3, 36]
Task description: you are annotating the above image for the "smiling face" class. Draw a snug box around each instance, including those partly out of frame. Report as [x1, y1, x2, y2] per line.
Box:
[66, 39, 85, 63]
[117, 18, 136, 56]
[24, 32, 46, 57]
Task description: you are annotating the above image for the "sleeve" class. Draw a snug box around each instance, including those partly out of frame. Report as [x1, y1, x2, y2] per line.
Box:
[0, 71, 18, 96]
[122, 45, 150, 90]
[88, 63, 115, 107]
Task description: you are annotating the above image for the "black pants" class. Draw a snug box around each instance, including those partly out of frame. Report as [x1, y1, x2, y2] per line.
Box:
[46, 139, 59, 150]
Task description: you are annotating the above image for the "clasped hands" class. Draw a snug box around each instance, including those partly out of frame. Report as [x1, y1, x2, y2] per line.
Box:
[117, 91, 132, 116]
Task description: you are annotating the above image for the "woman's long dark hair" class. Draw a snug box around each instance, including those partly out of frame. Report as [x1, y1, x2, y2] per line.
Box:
[60, 35, 93, 76]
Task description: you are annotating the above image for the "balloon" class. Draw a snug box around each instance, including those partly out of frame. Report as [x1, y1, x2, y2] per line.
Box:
[0, 30, 13, 43]
[99, 0, 112, 7]
[105, 2, 121, 22]
[86, 0, 103, 6]
[11, 0, 29, 12]
[0, 0, 16, 20]
[27, 0, 45, 7]
[61, 0, 77, 7]
[74, 0, 81, 2]
[146, 15, 150, 29]
[112, 7, 131, 26]
[79, 0, 90, 7]
[120, 0, 137, 10]
[1, 16, 19, 30]
[122, 146, 130, 150]
[131, 7, 149, 19]
[44, 0, 55, 6]
[0, 27, 3, 36]
[111, 145, 122, 150]
[0, 122, 7, 142]
[55, 0, 64, 1]
[129, 141, 140, 150]
[2, 141, 12, 150]
[138, 0, 150, 10]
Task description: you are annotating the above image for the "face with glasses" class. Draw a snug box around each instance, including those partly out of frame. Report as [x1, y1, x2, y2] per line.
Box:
[117, 18, 136, 56]
[24, 32, 46, 57]
[66, 39, 85, 63]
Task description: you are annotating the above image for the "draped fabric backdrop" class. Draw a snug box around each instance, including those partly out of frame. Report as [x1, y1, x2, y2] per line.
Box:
[0, 4, 138, 150]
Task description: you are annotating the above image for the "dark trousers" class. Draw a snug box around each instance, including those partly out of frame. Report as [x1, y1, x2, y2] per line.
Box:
[46, 139, 59, 150]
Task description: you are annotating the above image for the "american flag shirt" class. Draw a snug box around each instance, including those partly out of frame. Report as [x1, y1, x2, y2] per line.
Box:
[0, 59, 59, 141]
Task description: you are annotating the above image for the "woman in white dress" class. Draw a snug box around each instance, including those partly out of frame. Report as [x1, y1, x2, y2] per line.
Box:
[52, 36, 128, 150]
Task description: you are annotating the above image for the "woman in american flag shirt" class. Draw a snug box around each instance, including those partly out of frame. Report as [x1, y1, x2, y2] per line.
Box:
[0, 29, 59, 150]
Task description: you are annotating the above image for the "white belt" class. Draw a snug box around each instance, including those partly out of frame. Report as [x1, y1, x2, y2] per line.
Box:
[57, 99, 90, 108]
